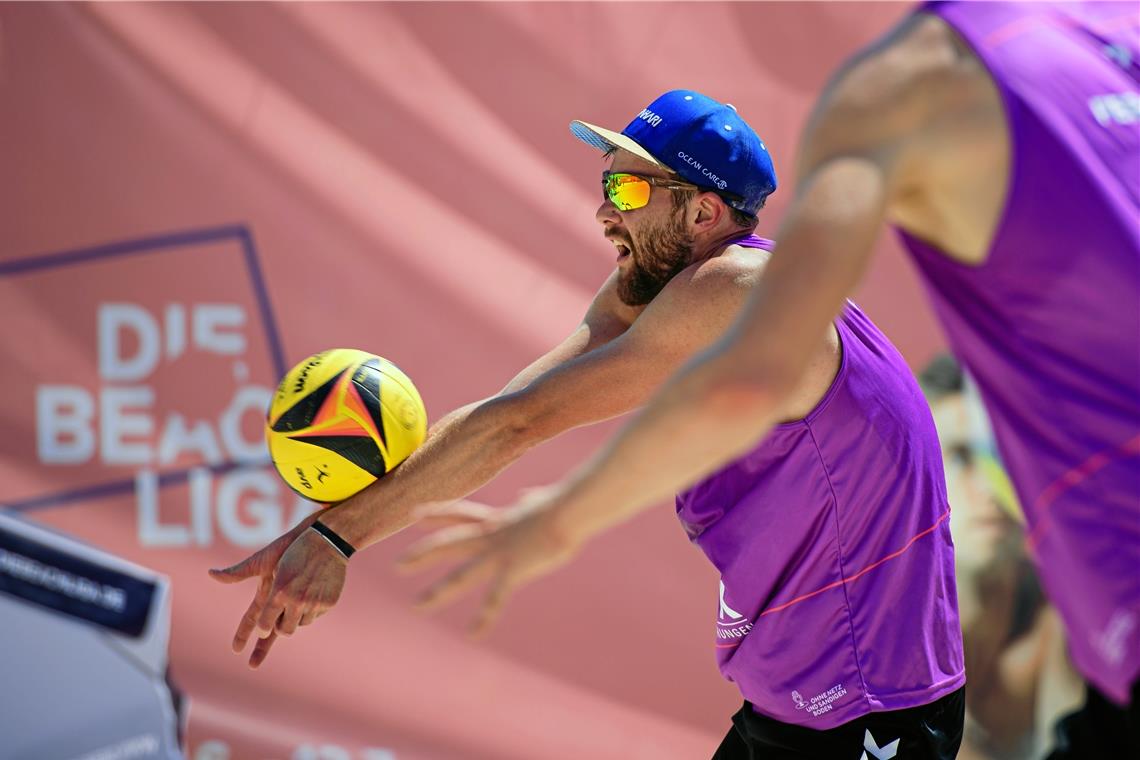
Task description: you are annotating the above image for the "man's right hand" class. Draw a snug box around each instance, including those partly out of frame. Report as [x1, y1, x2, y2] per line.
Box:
[399, 492, 585, 637]
[208, 509, 322, 668]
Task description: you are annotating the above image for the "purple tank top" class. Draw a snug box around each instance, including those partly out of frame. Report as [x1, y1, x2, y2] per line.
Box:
[676, 235, 964, 728]
[902, 2, 1140, 703]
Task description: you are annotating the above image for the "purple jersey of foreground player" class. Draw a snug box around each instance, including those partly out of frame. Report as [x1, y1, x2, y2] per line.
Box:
[676, 235, 964, 729]
[902, 2, 1140, 704]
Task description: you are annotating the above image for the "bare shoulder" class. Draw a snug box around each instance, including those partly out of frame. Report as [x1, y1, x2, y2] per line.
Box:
[622, 246, 769, 355]
[802, 13, 994, 176]
[667, 245, 768, 298]
[799, 11, 1008, 260]
[830, 14, 969, 105]
[645, 243, 840, 421]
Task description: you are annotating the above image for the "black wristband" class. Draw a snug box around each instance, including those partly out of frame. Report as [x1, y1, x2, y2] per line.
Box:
[310, 520, 356, 560]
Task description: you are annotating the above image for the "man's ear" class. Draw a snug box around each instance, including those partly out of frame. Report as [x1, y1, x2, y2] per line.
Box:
[693, 193, 724, 227]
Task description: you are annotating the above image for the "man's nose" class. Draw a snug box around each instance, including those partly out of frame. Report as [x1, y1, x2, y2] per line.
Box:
[596, 200, 621, 226]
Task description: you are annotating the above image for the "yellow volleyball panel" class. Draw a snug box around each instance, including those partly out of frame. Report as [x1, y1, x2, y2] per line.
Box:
[267, 431, 378, 503]
[377, 359, 428, 468]
[268, 348, 375, 429]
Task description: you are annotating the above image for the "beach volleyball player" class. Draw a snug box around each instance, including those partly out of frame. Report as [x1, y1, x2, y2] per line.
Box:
[408, 2, 1139, 756]
[215, 91, 967, 757]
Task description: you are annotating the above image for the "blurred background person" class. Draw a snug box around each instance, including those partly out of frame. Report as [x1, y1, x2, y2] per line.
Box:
[921, 354, 1083, 760]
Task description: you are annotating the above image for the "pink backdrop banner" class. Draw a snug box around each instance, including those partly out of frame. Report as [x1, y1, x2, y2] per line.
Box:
[1, 3, 942, 758]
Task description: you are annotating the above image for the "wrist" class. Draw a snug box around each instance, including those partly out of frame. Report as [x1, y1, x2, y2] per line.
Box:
[546, 482, 601, 550]
[310, 520, 356, 561]
[319, 471, 423, 549]
[318, 491, 379, 549]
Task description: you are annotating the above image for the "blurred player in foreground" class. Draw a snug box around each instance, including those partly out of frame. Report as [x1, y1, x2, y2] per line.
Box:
[407, 3, 1139, 757]
[215, 90, 967, 757]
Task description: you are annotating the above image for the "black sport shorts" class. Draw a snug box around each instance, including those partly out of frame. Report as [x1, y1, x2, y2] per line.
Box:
[1045, 678, 1140, 759]
[712, 686, 965, 760]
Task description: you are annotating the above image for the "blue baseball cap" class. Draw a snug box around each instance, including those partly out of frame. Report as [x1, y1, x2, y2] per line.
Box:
[570, 90, 777, 216]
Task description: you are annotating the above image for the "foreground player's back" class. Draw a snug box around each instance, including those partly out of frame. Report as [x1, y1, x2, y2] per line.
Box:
[893, 1, 1140, 705]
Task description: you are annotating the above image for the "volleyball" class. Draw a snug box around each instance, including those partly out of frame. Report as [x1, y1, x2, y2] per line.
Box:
[266, 349, 427, 502]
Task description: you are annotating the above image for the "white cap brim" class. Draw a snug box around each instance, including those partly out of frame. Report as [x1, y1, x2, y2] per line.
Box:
[569, 120, 668, 169]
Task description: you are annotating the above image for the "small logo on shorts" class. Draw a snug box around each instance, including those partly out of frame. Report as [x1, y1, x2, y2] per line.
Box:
[791, 690, 806, 709]
[860, 729, 900, 760]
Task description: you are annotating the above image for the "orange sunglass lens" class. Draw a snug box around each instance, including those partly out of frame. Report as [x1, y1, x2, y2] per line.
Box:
[605, 174, 651, 211]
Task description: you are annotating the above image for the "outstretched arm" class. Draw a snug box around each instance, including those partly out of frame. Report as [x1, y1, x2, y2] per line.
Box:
[212, 256, 759, 664]
[209, 272, 632, 665]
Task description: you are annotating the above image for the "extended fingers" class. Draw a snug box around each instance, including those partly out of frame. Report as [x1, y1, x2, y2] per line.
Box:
[416, 556, 494, 611]
[248, 628, 278, 669]
[276, 605, 304, 637]
[413, 500, 498, 529]
[398, 524, 485, 573]
[232, 575, 273, 653]
[247, 605, 323, 668]
[254, 590, 286, 640]
[471, 574, 515, 638]
[208, 554, 260, 583]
